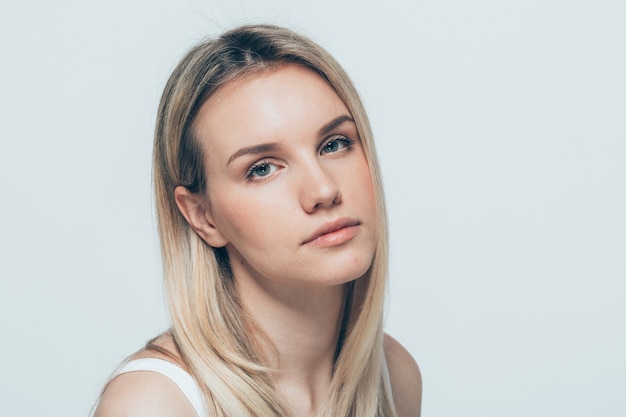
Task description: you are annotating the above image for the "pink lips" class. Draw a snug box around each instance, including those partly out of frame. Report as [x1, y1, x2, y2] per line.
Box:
[303, 218, 360, 247]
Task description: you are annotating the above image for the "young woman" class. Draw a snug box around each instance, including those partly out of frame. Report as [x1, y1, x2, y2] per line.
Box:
[94, 24, 421, 417]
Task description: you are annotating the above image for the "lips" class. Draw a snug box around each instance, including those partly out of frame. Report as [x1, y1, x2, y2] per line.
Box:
[302, 217, 360, 246]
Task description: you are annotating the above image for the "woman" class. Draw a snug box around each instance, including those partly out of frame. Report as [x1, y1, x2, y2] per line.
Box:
[95, 24, 421, 417]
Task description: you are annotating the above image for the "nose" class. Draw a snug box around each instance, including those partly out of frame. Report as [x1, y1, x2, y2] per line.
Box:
[299, 162, 342, 213]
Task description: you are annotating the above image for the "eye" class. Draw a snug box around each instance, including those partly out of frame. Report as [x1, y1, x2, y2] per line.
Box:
[245, 160, 278, 181]
[320, 136, 355, 155]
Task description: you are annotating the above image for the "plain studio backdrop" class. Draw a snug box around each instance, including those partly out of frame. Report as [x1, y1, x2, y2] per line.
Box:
[0, 1, 624, 416]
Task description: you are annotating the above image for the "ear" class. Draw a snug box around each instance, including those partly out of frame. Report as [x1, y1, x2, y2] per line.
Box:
[173, 186, 229, 248]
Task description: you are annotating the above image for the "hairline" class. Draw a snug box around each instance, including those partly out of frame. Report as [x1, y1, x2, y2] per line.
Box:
[186, 60, 362, 197]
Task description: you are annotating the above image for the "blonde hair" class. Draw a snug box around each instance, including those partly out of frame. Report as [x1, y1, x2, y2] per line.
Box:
[153, 24, 394, 417]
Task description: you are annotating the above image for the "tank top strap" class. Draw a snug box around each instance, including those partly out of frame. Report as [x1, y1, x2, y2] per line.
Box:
[115, 357, 208, 417]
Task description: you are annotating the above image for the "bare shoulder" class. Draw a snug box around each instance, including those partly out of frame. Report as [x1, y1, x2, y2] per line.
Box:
[384, 334, 422, 417]
[94, 333, 196, 417]
[94, 370, 197, 417]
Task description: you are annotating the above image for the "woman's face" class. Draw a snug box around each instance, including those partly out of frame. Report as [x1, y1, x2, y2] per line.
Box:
[190, 64, 377, 288]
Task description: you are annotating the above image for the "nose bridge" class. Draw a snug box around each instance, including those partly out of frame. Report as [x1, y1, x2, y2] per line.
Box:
[298, 154, 341, 212]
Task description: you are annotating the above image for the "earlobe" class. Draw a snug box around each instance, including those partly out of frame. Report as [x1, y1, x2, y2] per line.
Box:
[173, 186, 229, 248]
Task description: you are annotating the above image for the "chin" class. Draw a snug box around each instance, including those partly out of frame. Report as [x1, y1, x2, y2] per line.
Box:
[319, 253, 375, 287]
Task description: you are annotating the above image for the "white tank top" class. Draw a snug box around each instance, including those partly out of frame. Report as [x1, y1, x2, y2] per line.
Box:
[114, 358, 208, 417]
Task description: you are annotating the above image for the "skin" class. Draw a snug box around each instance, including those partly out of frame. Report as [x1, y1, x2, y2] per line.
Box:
[183, 64, 378, 290]
[95, 64, 421, 417]
[95, 334, 421, 417]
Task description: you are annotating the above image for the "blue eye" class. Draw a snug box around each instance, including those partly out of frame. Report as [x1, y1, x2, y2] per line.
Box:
[252, 164, 271, 176]
[245, 161, 278, 181]
[320, 136, 354, 155]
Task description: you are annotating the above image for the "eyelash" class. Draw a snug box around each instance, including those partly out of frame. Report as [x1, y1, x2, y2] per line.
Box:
[244, 136, 356, 182]
[320, 136, 355, 155]
[245, 159, 276, 182]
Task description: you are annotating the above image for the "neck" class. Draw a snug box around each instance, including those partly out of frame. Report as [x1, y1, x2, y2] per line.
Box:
[236, 276, 347, 415]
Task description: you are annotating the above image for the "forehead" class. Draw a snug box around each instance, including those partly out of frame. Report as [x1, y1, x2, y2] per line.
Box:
[192, 64, 351, 162]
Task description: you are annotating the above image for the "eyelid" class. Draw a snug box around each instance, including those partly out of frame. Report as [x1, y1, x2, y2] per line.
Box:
[319, 135, 355, 154]
[244, 158, 280, 182]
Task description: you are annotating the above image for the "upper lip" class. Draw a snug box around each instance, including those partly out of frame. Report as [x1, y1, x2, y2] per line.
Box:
[302, 217, 360, 244]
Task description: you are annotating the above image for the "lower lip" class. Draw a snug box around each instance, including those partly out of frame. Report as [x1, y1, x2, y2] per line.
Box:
[305, 225, 360, 248]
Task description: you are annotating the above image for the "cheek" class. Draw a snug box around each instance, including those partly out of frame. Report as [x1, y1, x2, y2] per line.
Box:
[354, 159, 376, 206]
[211, 199, 251, 239]
[205, 186, 244, 238]
[209, 188, 292, 246]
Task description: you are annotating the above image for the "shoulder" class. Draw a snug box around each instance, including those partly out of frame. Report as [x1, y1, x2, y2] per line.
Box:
[94, 367, 198, 417]
[94, 334, 198, 417]
[384, 333, 422, 417]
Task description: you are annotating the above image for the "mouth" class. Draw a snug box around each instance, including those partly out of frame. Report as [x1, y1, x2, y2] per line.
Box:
[302, 217, 361, 247]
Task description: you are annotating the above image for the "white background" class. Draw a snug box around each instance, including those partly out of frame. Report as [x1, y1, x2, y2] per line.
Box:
[1, 1, 624, 416]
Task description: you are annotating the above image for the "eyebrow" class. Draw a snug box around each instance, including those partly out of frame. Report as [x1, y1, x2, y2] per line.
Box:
[226, 115, 355, 165]
[318, 115, 355, 137]
[227, 142, 281, 165]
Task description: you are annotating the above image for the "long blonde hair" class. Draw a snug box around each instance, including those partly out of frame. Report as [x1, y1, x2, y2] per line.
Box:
[153, 24, 394, 417]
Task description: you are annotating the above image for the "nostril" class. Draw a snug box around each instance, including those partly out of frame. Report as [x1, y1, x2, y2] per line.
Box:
[301, 167, 342, 212]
